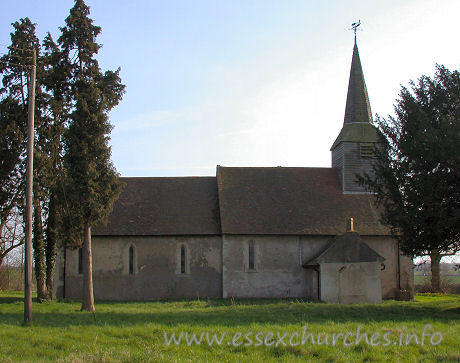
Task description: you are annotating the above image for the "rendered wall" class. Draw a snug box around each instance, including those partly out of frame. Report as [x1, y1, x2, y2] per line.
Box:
[55, 234, 413, 301]
[319, 261, 382, 304]
[222, 235, 413, 301]
[363, 236, 414, 299]
[63, 235, 222, 301]
[222, 235, 331, 299]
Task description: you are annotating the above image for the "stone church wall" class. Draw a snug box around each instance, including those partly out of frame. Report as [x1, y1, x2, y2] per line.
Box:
[363, 236, 414, 299]
[63, 235, 222, 300]
[55, 234, 413, 301]
[222, 235, 413, 301]
[222, 235, 332, 299]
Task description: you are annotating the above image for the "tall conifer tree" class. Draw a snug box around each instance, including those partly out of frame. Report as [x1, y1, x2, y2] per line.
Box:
[0, 19, 48, 300]
[360, 65, 460, 292]
[0, 20, 29, 270]
[1, 19, 69, 301]
[59, 0, 124, 311]
[39, 33, 71, 299]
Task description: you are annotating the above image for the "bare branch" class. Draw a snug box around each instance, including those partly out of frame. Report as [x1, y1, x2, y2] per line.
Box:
[0, 238, 24, 259]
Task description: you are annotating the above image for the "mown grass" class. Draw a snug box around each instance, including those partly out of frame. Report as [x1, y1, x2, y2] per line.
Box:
[0, 291, 459, 362]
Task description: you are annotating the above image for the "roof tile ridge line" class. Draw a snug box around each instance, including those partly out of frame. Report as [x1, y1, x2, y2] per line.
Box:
[119, 176, 217, 179]
[215, 166, 335, 170]
[92, 233, 223, 237]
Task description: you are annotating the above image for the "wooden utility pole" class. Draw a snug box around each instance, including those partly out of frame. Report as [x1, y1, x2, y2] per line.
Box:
[24, 50, 36, 324]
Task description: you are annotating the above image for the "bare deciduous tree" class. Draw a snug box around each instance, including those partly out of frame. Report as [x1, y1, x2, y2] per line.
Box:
[0, 206, 24, 271]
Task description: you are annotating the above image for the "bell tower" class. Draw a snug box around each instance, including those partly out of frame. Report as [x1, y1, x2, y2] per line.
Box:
[331, 38, 379, 193]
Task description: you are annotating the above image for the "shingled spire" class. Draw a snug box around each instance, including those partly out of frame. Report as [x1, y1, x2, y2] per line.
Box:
[331, 38, 380, 193]
[343, 41, 373, 125]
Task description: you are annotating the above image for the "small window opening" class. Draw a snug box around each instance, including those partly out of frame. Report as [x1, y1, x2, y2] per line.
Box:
[129, 245, 134, 275]
[78, 248, 83, 275]
[248, 240, 255, 270]
[180, 245, 186, 274]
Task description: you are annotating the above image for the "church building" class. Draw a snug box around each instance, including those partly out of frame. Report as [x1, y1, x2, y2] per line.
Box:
[54, 40, 414, 303]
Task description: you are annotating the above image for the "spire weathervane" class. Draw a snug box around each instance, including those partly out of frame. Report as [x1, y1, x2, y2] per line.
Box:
[349, 20, 361, 43]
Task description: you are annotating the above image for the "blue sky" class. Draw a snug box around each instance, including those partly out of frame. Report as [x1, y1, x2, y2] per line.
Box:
[2, 0, 459, 176]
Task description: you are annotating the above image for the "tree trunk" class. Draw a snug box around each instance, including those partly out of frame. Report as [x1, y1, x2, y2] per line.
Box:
[430, 250, 441, 293]
[33, 191, 47, 302]
[45, 195, 58, 299]
[81, 222, 95, 311]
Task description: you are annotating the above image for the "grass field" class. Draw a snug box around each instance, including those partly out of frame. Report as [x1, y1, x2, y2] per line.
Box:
[0, 291, 459, 362]
[414, 275, 460, 285]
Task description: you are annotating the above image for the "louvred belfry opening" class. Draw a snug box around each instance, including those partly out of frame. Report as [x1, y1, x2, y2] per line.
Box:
[331, 40, 380, 193]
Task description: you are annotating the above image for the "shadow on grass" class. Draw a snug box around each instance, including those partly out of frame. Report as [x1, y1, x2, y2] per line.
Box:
[0, 296, 23, 304]
[1, 297, 459, 328]
[0, 296, 59, 304]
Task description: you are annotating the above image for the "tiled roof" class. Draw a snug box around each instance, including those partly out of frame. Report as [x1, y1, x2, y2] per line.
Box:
[92, 177, 221, 236]
[304, 231, 385, 266]
[93, 167, 390, 237]
[216, 166, 390, 236]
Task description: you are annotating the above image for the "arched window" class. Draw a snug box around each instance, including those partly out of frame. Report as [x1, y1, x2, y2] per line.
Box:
[78, 248, 83, 275]
[248, 240, 255, 270]
[129, 245, 135, 275]
[180, 245, 186, 274]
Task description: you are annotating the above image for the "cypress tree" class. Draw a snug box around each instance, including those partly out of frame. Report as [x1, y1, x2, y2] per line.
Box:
[0, 19, 48, 300]
[59, 0, 125, 311]
[39, 33, 71, 299]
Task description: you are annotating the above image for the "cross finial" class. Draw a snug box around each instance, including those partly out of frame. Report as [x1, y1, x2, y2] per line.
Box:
[349, 20, 361, 44]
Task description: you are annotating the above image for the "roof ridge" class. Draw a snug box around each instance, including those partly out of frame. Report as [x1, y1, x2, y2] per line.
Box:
[119, 176, 216, 179]
[216, 166, 334, 170]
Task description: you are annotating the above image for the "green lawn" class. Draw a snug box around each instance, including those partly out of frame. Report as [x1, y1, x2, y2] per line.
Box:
[0, 291, 459, 362]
